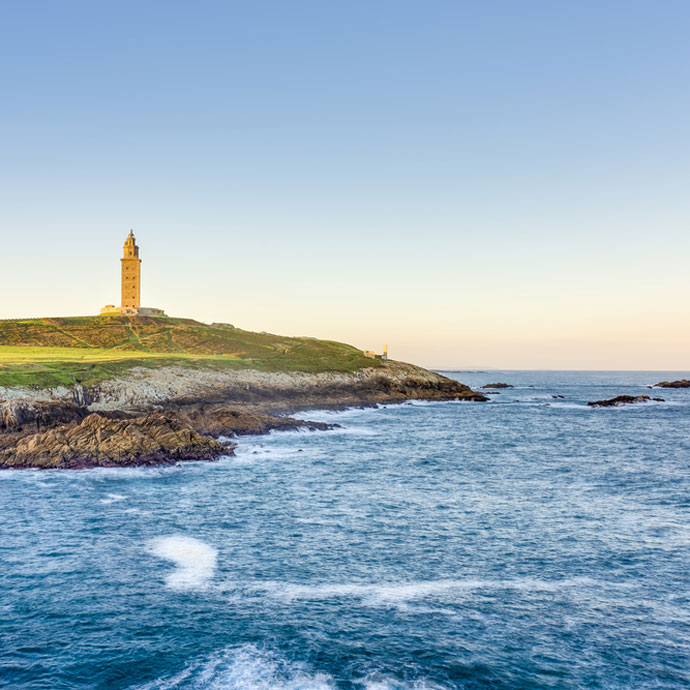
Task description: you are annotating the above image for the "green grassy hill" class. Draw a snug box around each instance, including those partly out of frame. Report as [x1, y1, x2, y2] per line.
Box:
[0, 315, 382, 389]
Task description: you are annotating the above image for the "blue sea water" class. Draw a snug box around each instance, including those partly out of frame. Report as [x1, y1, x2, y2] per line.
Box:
[1, 371, 690, 690]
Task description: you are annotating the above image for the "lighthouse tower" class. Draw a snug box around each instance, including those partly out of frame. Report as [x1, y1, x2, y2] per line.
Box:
[121, 230, 141, 311]
[99, 230, 165, 316]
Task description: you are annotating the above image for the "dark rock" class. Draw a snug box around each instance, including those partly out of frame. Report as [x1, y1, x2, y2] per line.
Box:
[173, 404, 337, 438]
[551, 395, 565, 399]
[0, 412, 233, 470]
[587, 395, 659, 408]
[481, 382, 514, 389]
[0, 399, 89, 432]
[654, 379, 690, 388]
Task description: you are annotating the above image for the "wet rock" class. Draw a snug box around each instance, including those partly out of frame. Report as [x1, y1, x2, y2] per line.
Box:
[587, 395, 664, 408]
[0, 399, 89, 432]
[0, 412, 233, 470]
[481, 382, 513, 389]
[174, 404, 336, 438]
[654, 379, 690, 388]
[71, 384, 92, 406]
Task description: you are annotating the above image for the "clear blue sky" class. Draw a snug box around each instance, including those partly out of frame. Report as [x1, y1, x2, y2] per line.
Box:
[1, 1, 689, 368]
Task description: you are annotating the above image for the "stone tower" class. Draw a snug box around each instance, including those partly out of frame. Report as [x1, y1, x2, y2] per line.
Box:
[121, 230, 141, 310]
[100, 231, 165, 316]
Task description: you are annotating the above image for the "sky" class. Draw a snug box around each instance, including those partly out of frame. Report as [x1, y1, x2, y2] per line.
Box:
[1, 0, 688, 369]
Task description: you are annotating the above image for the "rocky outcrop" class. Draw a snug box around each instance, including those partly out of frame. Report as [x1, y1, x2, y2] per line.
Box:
[587, 395, 664, 408]
[0, 399, 89, 432]
[0, 412, 233, 470]
[654, 379, 690, 388]
[175, 404, 335, 437]
[0, 399, 342, 469]
[481, 382, 513, 389]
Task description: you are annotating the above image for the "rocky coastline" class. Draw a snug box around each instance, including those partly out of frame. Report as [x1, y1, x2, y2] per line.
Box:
[0, 361, 487, 469]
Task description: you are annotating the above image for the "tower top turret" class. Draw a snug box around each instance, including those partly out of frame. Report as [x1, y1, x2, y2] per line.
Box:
[123, 230, 139, 259]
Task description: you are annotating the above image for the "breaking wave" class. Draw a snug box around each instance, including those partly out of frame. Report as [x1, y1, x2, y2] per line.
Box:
[100, 492, 128, 504]
[133, 644, 445, 690]
[148, 535, 218, 591]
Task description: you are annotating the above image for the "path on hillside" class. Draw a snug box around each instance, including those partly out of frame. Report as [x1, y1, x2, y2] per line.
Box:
[41, 319, 94, 349]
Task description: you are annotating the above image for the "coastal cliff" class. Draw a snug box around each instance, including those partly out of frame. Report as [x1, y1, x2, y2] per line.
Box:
[85, 360, 486, 411]
[0, 316, 486, 469]
[0, 361, 485, 469]
[1, 359, 485, 411]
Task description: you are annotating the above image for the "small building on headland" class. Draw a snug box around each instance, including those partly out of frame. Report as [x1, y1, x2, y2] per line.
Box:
[100, 230, 165, 316]
[363, 345, 389, 360]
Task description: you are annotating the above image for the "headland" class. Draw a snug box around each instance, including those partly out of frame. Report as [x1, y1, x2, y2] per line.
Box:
[0, 315, 486, 469]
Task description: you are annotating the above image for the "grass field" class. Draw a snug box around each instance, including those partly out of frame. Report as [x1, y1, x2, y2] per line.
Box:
[0, 315, 381, 389]
[0, 347, 198, 363]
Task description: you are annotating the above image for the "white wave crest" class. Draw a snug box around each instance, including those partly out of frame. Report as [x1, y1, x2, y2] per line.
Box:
[133, 644, 446, 690]
[361, 678, 447, 690]
[100, 493, 127, 504]
[134, 644, 334, 690]
[148, 535, 217, 591]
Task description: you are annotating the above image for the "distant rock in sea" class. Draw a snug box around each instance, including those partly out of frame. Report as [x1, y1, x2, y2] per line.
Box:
[587, 395, 664, 408]
[654, 379, 690, 388]
[481, 382, 514, 389]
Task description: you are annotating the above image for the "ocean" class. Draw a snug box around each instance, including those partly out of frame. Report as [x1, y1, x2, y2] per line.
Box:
[1, 371, 689, 689]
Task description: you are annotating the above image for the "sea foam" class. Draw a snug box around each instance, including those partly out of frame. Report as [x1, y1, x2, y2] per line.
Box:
[133, 644, 444, 690]
[244, 575, 609, 609]
[134, 644, 335, 690]
[148, 535, 218, 591]
[100, 493, 127, 504]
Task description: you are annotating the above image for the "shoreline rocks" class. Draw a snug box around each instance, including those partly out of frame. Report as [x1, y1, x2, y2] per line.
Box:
[0, 402, 343, 470]
[1, 361, 487, 412]
[654, 379, 690, 389]
[174, 404, 336, 438]
[0, 412, 234, 470]
[1, 399, 89, 432]
[587, 395, 664, 408]
[0, 363, 486, 469]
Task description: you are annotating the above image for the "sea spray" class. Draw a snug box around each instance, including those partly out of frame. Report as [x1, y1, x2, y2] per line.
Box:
[149, 535, 218, 591]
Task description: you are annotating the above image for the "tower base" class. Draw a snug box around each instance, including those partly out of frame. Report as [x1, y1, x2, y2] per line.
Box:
[99, 306, 166, 316]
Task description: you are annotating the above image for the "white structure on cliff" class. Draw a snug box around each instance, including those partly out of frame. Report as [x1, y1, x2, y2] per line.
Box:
[100, 230, 165, 316]
[363, 345, 389, 360]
